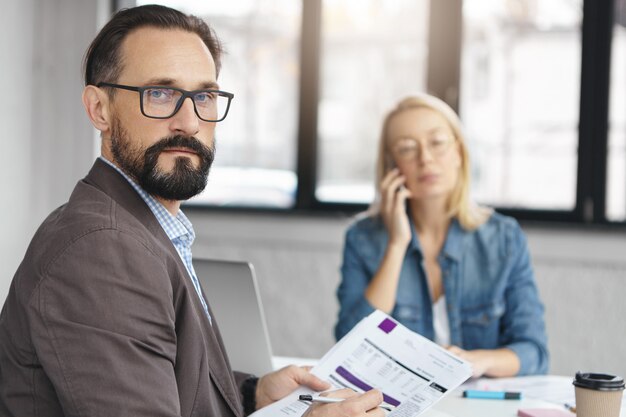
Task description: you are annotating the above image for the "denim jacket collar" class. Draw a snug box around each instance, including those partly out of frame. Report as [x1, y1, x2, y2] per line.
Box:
[407, 217, 466, 263]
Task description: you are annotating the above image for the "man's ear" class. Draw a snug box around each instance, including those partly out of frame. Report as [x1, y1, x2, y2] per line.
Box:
[82, 85, 112, 133]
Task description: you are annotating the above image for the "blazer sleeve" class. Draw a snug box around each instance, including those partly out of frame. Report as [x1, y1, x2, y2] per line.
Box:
[234, 371, 257, 416]
[27, 229, 181, 417]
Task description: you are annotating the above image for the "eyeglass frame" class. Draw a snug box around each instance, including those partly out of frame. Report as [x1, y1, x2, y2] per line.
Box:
[96, 82, 234, 122]
[388, 133, 457, 162]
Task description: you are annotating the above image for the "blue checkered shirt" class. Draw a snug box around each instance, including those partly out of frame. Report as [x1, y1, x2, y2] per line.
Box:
[99, 157, 211, 323]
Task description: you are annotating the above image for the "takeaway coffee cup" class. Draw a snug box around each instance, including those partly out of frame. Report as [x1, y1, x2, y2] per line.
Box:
[573, 371, 625, 417]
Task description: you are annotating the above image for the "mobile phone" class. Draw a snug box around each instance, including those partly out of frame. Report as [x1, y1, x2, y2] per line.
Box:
[386, 155, 397, 173]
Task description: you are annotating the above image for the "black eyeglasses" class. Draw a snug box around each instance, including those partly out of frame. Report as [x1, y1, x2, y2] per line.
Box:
[97, 82, 234, 122]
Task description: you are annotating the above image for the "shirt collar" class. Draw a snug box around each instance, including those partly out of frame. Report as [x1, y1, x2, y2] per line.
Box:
[98, 156, 195, 243]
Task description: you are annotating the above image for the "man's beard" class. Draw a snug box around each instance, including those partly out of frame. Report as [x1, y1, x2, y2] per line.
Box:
[110, 119, 215, 201]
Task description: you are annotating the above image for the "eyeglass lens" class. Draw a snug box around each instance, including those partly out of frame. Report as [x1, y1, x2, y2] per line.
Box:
[392, 135, 453, 160]
[142, 88, 228, 121]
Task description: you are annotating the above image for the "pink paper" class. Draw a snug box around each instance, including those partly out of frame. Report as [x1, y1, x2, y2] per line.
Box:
[517, 409, 575, 417]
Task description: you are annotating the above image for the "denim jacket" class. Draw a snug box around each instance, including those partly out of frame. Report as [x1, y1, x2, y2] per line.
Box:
[335, 212, 549, 376]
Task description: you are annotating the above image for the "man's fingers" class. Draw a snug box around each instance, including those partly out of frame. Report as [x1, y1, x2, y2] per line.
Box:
[361, 389, 384, 409]
[292, 367, 331, 391]
[365, 407, 387, 417]
[344, 389, 384, 412]
[304, 389, 385, 417]
[320, 388, 357, 399]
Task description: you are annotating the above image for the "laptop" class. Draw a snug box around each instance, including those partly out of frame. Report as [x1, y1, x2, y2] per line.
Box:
[193, 258, 274, 376]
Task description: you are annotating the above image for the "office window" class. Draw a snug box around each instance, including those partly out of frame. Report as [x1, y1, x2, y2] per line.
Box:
[460, 0, 582, 210]
[136, 0, 301, 208]
[607, 0, 626, 221]
[123, 0, 623, 225]
[315, 0, 430, 204]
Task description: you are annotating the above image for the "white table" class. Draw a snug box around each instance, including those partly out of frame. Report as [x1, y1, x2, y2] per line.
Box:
[424, 387, 571, 417]
[272, 358, 624, 417]
[429, 375, 625, 417]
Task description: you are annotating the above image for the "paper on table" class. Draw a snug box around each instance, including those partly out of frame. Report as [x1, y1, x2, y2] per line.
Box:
[250, 310, 473, 417]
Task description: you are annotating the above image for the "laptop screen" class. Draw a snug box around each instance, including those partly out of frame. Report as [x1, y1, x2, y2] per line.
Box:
[193, 258, 274, 376]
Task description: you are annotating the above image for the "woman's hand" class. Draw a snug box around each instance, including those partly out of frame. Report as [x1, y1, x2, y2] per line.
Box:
[363, 169, 413, 313]
[447, 346, 521, 378]
[380, 168, 412, 249]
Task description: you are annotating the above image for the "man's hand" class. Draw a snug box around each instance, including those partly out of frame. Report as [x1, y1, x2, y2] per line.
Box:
[302, 389, 385, 417]
[256, 365, 330, 409]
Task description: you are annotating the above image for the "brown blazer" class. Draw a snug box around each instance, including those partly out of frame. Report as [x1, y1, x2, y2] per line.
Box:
[0, 159, 250, 417]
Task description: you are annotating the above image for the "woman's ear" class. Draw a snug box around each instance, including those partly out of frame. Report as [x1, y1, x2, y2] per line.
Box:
[82, 85, 112, 133]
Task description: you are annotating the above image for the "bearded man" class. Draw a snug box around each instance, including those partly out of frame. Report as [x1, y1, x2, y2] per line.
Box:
[0, 4, 383, 417]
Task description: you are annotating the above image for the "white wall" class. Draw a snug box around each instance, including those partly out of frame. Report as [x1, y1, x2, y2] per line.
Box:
[1, 1, 625, 381]
[528, 227, 626, 378]
[0, 0, 35, 304]
[0, 0, 103, 303]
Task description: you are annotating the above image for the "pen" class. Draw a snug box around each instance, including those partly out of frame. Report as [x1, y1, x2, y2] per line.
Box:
[298, 394, 395, 412]
[462, 390, 522, 400]
[564, 403, 576, 413]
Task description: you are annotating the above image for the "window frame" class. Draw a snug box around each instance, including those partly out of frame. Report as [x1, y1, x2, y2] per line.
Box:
[116, 0, 622, 225]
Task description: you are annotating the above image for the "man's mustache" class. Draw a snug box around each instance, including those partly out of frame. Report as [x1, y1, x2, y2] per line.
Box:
[145, 135, 212, 159]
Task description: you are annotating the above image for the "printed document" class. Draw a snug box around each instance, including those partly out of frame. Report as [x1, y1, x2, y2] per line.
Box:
[251, 310, 472, 417]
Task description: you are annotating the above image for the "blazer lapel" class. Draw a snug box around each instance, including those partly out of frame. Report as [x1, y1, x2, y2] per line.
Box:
[203, 301, 244, 416]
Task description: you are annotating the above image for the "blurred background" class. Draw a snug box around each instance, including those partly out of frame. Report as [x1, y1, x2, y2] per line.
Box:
[2, 0, 626, 377]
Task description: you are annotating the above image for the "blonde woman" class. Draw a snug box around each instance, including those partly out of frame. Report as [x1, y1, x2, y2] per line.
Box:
[335, 94, 548, 377]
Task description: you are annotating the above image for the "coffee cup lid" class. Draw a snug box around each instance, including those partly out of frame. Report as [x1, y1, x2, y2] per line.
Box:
[573, 372, 625, 391]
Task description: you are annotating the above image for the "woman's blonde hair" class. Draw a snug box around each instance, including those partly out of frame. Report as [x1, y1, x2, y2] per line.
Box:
[370, 94, 491, 231]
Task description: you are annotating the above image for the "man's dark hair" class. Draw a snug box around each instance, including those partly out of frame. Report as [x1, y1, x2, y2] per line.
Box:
[83, 4, 222, 86]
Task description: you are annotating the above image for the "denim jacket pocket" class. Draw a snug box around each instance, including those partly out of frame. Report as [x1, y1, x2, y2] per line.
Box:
[460, 301, 505, 349]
